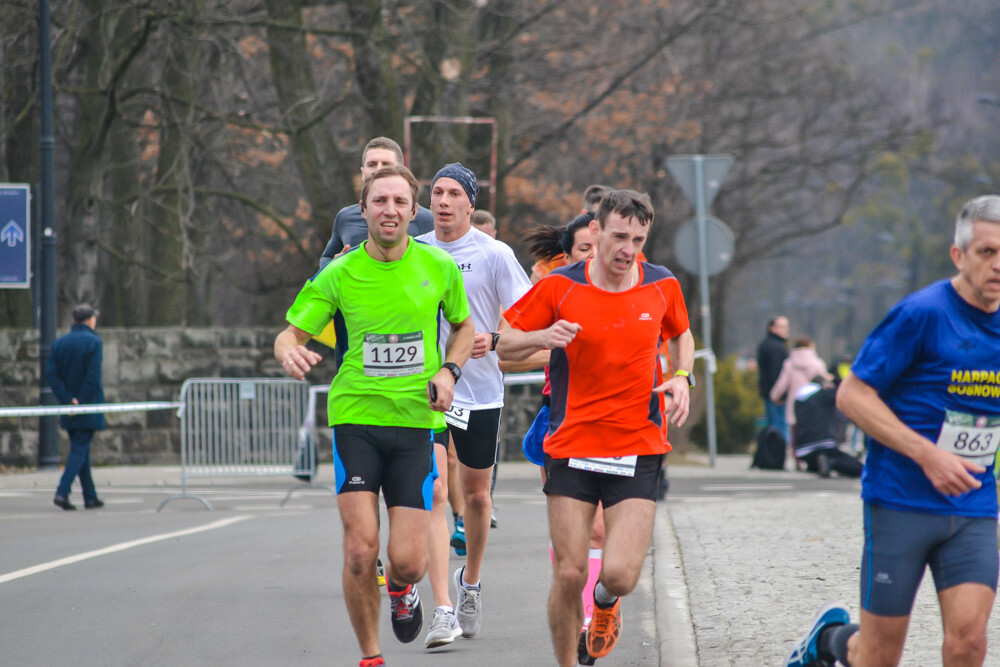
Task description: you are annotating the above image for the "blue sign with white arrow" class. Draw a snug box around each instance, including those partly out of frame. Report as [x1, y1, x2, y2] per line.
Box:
[0, 184, 31, 288]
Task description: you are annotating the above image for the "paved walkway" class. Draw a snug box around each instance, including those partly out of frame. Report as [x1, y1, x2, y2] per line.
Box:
[666, 455, 1000, 666]
[4, 457, 998, 665]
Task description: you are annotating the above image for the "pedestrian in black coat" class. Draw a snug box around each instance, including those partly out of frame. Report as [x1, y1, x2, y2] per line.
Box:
[756, 316, 789, 437]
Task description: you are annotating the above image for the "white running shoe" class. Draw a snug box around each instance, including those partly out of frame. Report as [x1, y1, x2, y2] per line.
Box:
[424, 607, 462, 648]
[453, 567, 482, 638]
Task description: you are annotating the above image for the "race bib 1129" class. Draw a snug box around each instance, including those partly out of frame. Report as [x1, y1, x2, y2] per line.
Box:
[362, 332, 424, 377]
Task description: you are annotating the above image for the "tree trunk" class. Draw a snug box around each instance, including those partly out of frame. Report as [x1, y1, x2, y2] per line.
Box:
[345, 0, 406, 137]
[145, 24, 199, 327]
[101, 119, 146, 325]
[264, 0, 351, 241]
[64, 4, 154, 323]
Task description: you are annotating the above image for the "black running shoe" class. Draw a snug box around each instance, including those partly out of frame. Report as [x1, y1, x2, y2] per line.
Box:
[578, 629, 596, 665]
[388, 583, 423, 643]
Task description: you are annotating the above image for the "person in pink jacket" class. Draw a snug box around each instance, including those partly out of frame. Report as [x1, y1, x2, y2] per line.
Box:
[769, 338, 828, 441]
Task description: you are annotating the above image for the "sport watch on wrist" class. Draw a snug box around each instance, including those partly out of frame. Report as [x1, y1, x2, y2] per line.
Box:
[490, 332, 500, 351]
[442, 362, 462, 383]
[674, 369, 696, 388]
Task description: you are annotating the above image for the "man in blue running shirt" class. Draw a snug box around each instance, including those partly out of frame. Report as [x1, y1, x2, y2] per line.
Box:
[787, 195, 1000, 667]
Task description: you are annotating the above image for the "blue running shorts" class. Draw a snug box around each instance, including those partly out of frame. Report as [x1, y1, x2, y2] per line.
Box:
[861, 502, 999, 616]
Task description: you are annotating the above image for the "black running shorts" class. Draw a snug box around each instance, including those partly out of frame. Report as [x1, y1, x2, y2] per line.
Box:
[447, 407, 501, 470]
[543, 453, 665, 508]
[332, 424, 437, 510]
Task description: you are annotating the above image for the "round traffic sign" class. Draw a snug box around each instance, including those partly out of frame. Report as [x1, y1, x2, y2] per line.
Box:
[673, 216, 735, 276]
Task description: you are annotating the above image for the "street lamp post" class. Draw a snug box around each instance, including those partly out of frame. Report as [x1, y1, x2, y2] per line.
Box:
[37, 0, 60, 469]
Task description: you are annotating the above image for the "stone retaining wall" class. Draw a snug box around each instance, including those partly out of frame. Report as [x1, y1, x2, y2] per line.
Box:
[1, 327, 692, 468]
[0, 327, 289, 467]
[0, 327, 548, 467]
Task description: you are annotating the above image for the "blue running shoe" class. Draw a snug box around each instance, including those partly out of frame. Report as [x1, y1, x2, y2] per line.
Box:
[786, 601, 850, 667]
[450, 517, 466, 557]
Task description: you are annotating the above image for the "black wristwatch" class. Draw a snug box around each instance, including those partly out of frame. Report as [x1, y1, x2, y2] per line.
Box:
[675, 370, 696, 388]
[490, 332, 500, 351]
[442, 362, 462, 383]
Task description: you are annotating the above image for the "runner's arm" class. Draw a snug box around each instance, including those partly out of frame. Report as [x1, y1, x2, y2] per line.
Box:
[495, 320, 581, 362]
[494, 318, 550, 372]
[428, 315, 475, 411]
[654, 328, 695, 426]
[667, 328, 695, 377]
[274, 324, 324, 381]
[836, 372, 984, 496]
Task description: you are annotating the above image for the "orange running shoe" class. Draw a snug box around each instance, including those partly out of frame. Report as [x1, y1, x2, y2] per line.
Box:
[359, 655, 384, 667]
[586, 596, 622, 658]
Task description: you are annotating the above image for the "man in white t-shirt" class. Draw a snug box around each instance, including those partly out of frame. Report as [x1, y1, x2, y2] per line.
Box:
[416, 163, 533, 648]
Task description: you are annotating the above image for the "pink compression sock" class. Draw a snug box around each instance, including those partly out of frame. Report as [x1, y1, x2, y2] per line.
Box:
[582, 549, 602, 627]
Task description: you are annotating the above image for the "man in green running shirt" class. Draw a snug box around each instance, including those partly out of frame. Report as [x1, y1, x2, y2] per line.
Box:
[275, 164, 474, 667]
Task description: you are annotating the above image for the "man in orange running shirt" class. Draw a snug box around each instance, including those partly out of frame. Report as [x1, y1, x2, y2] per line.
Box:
[497, 189, 695, 667]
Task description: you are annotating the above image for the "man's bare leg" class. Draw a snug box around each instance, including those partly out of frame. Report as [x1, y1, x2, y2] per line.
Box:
[458, 463, 494, 585]
[384, 504, 431, 584]
[447, 441, 464, 519]
[424, 441, 462, 646]
[600, 498, 655, 596]
[337, 491, 382, 659]
[939, 583, 994, 667]
[427, 442, 454, 609]
[547, 493, 596, 667]
[847, 611, 910, 667]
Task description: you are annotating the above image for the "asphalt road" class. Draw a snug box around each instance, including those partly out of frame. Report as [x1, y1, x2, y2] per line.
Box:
[0, 466, 661, 667]
[0, 457, 868, 666]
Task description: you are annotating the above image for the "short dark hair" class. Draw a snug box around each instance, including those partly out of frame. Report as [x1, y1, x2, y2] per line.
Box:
[72, 304, 98, 323]
[361, 137, 404, 166]
[471, 210, 496, 229]
[595, 189, 654, 228]
[359, 165, 419, 211]
[793, 337, 813, 349]
[583, 184, 612, 210]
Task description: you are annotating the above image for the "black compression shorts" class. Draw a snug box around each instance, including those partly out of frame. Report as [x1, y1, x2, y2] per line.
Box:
[332, 424, 437, 510]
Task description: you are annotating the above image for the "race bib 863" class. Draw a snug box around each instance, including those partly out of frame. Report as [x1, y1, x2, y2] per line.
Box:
[936, 411, 1000, 467]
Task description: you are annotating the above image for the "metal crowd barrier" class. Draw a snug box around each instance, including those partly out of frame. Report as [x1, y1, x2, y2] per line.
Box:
[157, 378, 334, 511]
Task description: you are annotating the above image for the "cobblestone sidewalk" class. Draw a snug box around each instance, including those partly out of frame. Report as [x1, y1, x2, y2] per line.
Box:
[670, 492, 1000, 666]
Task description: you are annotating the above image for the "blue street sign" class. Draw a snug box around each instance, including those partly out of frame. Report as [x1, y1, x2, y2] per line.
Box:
[0, 184, 31, 288]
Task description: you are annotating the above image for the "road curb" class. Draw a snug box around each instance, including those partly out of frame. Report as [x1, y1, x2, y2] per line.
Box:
[655, 502, 699, 666]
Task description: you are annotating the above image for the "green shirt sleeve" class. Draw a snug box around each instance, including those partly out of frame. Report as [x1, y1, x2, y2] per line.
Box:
[286, 277, 339, 335]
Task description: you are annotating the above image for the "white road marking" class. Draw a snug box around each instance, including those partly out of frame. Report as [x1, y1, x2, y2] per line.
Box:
[0, 515, 252, 585]
[232, 505, 312, 511]
[700, 484, 795, 491]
